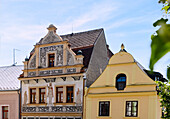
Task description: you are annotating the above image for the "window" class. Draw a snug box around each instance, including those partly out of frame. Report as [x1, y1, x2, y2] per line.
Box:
[2, 106, 8, 119]
[125, 101, 138, 117]
[56, 87, 63, 103]
[48, 54, 55, 67]
[39, 88, 45, 103]
[116, 74, 126, 90]
[66, 86, 74, 103]
[99, 101, 110, 116]
[30, 88, 36, 104]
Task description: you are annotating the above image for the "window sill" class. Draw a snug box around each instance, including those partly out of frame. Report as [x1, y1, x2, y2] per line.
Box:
[123, 117, 140, 119]
[97, 116, 112, 118]
[27, 103, 47, 106]
[53, 102, 75, 106]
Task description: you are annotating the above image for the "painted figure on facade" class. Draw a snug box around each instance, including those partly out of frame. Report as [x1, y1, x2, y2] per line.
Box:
[47, 83, 53, 105]
[23, 91, 27, 106]
[76, 88, 81, 105]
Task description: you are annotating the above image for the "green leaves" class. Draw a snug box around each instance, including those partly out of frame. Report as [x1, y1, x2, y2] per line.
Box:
[168, 66, 170, 79]
[159, 0, 170, 14]
[158, 0, 167, 4]
[156, 81, 170, 118]
[162, 5, 170, 14]
[149, 18, 170, 80]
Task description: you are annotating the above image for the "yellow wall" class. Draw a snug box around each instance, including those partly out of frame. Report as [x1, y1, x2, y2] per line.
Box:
[84, 48, 161, 119]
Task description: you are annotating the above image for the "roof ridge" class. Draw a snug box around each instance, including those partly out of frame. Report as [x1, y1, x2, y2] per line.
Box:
[0, 65, 23, 68]
[60, 28, 103, 37]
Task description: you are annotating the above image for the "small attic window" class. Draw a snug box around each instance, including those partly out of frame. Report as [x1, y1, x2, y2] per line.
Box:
[48, 54, 55, 67]
[116, 74, 126, 90]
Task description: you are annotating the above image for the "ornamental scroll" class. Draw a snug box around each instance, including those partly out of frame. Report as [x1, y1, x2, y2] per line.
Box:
[28, 55, 36, 69]
[39, 45, 63, 67]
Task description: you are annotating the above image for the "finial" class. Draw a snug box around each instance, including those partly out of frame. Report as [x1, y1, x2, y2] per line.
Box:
[25, 56, 29, 61]
[47, 24, 57, 32]
[121, 43, 124, 50]
[77, 50, 82, 55]
[120, 43, 127, 52]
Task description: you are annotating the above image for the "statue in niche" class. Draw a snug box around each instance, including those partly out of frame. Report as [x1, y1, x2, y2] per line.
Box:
[57, 46, 63, 65]
[41, 56, 46, 67]
[76, 88, 81, 105]
[23, 91, 27, 106]
[57, 55, 62, 65]
[47, 83, 53, 105]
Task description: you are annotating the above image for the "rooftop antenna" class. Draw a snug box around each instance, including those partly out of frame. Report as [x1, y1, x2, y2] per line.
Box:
[71, 24, 74, 36]
[13, 48, 20, 66]
[72, 24, 73, 33]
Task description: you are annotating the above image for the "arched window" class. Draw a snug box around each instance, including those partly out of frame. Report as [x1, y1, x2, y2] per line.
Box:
[116, 74, 126, 90]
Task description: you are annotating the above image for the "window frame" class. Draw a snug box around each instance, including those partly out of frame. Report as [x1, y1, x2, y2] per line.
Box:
[98, 101, 110, 117]
[116, 74, 126, 90]
[66, 86, 74, 103]
[125, 101, 138, 117]
[56, 86, 63, 103]
[39, 88, 46, 104]
[30, 88, 36, 104]
[2, 106, 8, 119]
[48, 53, 55, 67]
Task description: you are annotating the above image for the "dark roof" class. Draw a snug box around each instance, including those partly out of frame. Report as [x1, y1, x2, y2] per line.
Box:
[73, 46, 94, 68]
[60, 28, 103, 49]
[144, 70, 168, 82]
[29, 28, 113, 69]
[135, 60, 167, 82]
[107, 47, 114, 58]
[30, 28, 103, 55]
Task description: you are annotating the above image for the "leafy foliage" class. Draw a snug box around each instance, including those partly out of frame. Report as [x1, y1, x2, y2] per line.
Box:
[168, 66, 170, 79]
[157, 81, 170, 118]
[159, 0, 170, 13]
[150, 18, 170, 78]
[150, 1, 170, 119]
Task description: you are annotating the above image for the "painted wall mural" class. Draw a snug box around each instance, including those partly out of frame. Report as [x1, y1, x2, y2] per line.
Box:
[29, 55, 36, 69]
[39, 45, 63, 67]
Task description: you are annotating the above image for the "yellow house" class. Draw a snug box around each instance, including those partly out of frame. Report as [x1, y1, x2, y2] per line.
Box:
[84, 44, 161, 119]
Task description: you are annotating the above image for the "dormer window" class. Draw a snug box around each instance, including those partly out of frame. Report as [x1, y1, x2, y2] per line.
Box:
[116, 74, 126, 90]
[48, 54, 55, 67]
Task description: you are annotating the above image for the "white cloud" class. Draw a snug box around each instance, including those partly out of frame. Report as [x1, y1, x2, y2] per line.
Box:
[0, 24, 47, 44]
[57, 1, 120, 34]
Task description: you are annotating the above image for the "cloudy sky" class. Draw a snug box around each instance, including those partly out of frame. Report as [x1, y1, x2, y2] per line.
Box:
[0, 0, 169, 78]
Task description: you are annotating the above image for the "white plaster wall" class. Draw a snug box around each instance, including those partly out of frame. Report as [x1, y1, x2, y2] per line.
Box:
[22, 76, 83, 106]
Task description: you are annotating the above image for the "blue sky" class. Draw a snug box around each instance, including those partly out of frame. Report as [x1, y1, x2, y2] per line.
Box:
[0, 0, 169, 78]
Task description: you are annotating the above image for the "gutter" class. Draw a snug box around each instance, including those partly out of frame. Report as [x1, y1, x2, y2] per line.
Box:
[0, 89, 20, 92]
[17, 89, 21, 119]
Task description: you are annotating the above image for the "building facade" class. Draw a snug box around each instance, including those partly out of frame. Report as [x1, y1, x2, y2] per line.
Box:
[0, 65, 23, 119]
[18, 25, 113, 119]
[84, 44, 162, 119]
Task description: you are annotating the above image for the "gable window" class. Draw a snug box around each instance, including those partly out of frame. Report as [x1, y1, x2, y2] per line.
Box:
[30, 88, 36, 104]
[116, 74, 126, 90]
[39, 88, 45, 103]
[56, 87, 63, 103]
[66, 86, 74, 103]
[99, 101, 110, 116]
[48, 54, 55, 67]
[2, 106, 8, 119]
[125, 101, 138, 117]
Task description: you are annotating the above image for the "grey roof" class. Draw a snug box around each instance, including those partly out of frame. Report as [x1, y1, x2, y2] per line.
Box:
[30, 28, 103, 55]
[0, 65, 23, 90]
[61, 28, 103, 49]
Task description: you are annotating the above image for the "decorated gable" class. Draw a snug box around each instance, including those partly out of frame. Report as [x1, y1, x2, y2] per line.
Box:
[24, 24, 84, 77]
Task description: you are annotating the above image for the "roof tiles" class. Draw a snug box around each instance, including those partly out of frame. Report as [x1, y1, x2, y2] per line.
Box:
[60, 28, 103, 49]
